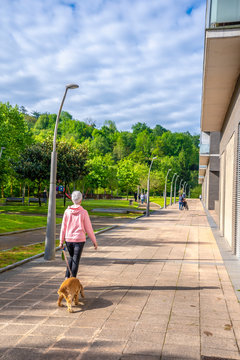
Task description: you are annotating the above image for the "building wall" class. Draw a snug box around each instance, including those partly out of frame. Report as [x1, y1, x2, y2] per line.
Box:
[219, 77, 240, 253]
[208, 170, 219, 210]
[224, 135, 235, 248]
[219, 151, 225, 236]
[202, 165, 209, 209]
[220, 76, 240, 153]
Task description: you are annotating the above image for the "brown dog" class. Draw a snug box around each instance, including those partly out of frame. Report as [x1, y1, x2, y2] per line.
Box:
[57, 277, 84, 313]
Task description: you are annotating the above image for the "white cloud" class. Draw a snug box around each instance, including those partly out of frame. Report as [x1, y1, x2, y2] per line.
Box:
[0, 0, 206, 133]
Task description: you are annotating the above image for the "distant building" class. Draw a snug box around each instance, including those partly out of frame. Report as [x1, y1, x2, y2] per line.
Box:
[199, 0, 240, 255]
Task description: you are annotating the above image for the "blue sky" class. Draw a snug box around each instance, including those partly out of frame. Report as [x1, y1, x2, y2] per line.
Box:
[0, 0, 206, 133]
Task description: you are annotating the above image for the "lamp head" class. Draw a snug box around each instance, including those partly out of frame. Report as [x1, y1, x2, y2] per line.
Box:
[66, 84, 79, 90]
[152, 156, 157, 160]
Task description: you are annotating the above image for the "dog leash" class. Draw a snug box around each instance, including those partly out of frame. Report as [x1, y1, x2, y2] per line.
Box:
[62, 247, 73, 278]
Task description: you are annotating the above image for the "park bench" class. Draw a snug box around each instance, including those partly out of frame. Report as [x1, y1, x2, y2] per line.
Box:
[28, 197, 47, 205]
[5, 197, 25, 205]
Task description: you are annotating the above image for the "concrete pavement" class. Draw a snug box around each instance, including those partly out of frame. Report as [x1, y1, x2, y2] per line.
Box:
[0, 199, 240, 359]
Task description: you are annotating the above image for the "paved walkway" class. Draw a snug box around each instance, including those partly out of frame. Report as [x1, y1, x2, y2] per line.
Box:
[0, 200, 240, 359]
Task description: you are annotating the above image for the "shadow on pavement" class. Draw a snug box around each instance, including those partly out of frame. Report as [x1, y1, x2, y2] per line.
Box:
[0, 346, 206, 360]
[85, 285, 220, 291]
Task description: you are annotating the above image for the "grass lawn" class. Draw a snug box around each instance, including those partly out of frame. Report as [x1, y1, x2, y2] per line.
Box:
[150, 196, 179, 207]
[0, 241, 59, 268]
[0, 214, 62, 233]
[0, 198, 139, 216]
[0, 199, 140, 233]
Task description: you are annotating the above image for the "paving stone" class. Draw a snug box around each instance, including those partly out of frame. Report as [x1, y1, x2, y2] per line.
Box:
[86, 339, 126, 354]
[81, 351, 121, 360]
[64, 326, 97, 339]
[162, 344, 200, 359]
[30, 324, 68, 336]
[0, 347, 45, 360]
[0, 335, 22, 348]
[13, 315, 47, 324]
[201, 336, 239, 352]
[165, 333, 200, 347]
[44, 349, 80, 360]
[130, 329, 165, 343]
[0, 324, 33, 335]
[17, 335, 58, 348]
[53, 337, 88, 350]
[120, 356, 160, 360]
[123, 340, 162, 356]
[201, 348, 240, 359]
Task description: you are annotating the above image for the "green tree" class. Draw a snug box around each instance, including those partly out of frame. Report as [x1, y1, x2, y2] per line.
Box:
[0, 102, 32, 194]
[11, 142, 51, 204]
[113, 132, 135, 160]
[85, 154, 116, 195]
[56, 141, 89, 205]
[90, 133, 111, 155]
[12, 139, 88, 205]
[132, 122, 152, 137]
[135, 130, 152, 158]
[117, 159, 140, 198]
[34, 113, 57, 130]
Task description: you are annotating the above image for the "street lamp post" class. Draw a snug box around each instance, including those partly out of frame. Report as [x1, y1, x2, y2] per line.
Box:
[44, 84, 79, 260]
[164, 168, 171, 209]
[178, 179, 183, 195]
[170, 173, 177, 205]
[146, 156, 157, 217]
[0, 147, 5, 159]
[183, 181, 186, 195]
[174, 174, 179, 204]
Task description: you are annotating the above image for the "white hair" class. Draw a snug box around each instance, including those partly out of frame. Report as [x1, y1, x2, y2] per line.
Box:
[71, 191, 82, 204]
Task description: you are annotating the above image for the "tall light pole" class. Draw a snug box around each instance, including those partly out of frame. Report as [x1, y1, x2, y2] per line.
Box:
[174, 174, 179, 204]
[170, 173, 177, 205]
[146, 156, 157, 217]
[0, 147, 5, 159]
[183, 181, 186, 194]
[178, 179, 183, 195]
[185, 183, 188, 195]
[164, 168, 171, 209]
[44, 84, 79, 260]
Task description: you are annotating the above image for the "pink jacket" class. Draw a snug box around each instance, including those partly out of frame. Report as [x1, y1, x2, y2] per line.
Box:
[60, 205, 97, 246]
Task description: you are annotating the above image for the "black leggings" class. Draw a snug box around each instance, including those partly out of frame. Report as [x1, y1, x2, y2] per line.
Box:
[65, 242, 85, 278]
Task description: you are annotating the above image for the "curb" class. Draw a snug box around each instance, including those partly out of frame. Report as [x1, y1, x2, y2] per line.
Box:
[0, 225, 118, 274]
[0, 224, 61, 237]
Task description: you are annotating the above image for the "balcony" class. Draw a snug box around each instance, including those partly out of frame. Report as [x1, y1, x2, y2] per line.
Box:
[207, 0, 240, 29]
[200, 143, 210, 155]
[199, 165, 207, 176]
[199, 142, 210, 166]
[201, 1, 240, 132]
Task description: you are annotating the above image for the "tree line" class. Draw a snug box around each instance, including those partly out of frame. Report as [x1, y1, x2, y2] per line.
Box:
[0, 102, 201, 201]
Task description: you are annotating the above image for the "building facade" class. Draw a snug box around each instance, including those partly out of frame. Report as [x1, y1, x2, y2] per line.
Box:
[200, 0, 240, 255]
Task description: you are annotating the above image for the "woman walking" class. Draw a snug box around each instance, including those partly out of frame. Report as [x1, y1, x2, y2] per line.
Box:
[60, 191, 98, 278]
